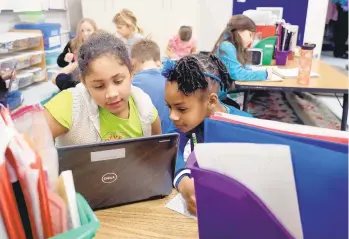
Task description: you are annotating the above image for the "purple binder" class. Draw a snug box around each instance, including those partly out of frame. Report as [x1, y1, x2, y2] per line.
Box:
[187, 153, 295, 239]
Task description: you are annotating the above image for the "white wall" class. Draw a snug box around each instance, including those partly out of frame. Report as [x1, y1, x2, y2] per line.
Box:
[198, 0, 233, 52]
[303, 0, 328, 57]
[66, 0, 83, 32]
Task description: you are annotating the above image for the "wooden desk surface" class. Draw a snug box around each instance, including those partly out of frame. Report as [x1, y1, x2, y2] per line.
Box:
[95, 190, 198, 239]
[235, 59, 348, 93]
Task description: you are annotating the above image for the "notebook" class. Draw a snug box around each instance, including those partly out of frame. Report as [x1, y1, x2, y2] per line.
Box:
[249, 66, 283, 82]
[272, 67, 320, 79]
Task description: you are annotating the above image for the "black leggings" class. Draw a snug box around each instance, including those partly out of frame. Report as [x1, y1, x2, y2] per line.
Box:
[333, 3, 348, 56]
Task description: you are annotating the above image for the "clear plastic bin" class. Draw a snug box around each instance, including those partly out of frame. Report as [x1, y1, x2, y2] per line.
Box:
[14, 23, 61, 50]
[5, 78, 20, 92]
[50, 193, 100, 239]
[14, 53, 32, 70]
[0, 56, 16, 70]
[29, 51, 44, 65]
[28, 35, 41, 48]
[0, 32, 42, 53]
[13, 38, 29, 50]
[18, 11, 46, 23]
[17, 72, 34, 88]
[45, 48, 61, 66]
[0, 35, 15, 53]
[21, 67, 45, 82]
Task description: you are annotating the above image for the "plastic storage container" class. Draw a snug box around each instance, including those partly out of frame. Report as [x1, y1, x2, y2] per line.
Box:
[17, 72, 34, 88]
[29, 51, 44, 65]
[14, 53, 32, 70]
[13, 37, 29, 50]
[14, 23, 61, 50]
[21, 67, 46, 82]
[18, 11, 46, 23]
[254, 36, 277, 65]
[275, 50, 290, 66]
[0, 32, 42, 53]
[47, 68, 59, 82]
[45, 48, 61, 66]
[0, 56, 16, 70]
[27, 35, 41, 48]
[0, 36, 15, 53]
[50, 193, 100, 239]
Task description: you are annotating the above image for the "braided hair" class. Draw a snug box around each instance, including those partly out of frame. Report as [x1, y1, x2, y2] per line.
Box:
[78, 32, 131, 79]
[166, 53, 232, 96]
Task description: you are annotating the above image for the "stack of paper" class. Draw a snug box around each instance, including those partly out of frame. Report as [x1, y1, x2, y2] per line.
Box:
[272, 67, 320, 79]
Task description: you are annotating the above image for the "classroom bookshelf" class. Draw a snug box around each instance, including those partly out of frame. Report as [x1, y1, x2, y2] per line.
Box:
[0, 29, 50, 107]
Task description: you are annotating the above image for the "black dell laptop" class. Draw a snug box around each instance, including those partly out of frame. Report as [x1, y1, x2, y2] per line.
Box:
[58, 133, 179, 210]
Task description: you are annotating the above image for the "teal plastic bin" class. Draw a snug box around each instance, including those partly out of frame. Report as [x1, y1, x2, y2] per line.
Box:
[50, 194, 100, 239]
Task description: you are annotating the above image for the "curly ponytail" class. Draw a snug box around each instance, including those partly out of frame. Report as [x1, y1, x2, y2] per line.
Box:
[165, 53, 232, 95]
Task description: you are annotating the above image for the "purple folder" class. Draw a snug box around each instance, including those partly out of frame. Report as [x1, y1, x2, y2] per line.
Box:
[187, 153, 294, 239]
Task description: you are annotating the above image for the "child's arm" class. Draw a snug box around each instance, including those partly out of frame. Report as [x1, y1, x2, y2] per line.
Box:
[43, 109, 69, 138]
[167, 125, 197, 214]
[219, 41, 268, 81]
[43, 90, 73, 138]
[191, 39, 197, 53]
[151, 115, 162, 135]
[191, 46, 197, 54]
[165, 43, 176, 59]
[57, 42, 73, 68]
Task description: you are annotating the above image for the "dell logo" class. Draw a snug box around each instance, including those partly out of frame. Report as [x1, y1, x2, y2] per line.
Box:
[102, 173, 117, 183]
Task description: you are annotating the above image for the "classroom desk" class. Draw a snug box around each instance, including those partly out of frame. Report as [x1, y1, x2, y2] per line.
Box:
[234, 59, 349, 131]
[95, 190, 199, 239]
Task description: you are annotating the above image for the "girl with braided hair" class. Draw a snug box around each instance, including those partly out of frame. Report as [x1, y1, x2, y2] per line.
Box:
[163, 53, 251, 215]
[44, 32, 161, 146]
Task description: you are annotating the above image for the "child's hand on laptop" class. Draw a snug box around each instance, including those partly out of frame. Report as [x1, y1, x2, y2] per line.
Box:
[178, 176, 196, 215]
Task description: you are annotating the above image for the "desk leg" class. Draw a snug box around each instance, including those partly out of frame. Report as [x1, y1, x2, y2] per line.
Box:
[242, 90, 249, 112]
[340, 93, 348, 131]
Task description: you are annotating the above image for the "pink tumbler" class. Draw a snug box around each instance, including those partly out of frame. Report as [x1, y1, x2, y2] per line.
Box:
[297, 43, 316, 85]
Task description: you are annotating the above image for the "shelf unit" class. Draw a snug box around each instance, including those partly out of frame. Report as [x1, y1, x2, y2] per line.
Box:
[0, 29, 48, 89]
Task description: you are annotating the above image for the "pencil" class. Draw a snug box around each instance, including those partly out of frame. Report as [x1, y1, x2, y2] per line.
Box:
[192, 133, 197, 148]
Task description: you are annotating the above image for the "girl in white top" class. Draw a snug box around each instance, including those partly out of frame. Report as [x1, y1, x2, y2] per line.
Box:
[44, 32, 161, 146]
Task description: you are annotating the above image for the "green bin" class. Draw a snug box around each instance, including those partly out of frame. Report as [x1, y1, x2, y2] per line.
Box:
[254, 36, 277, 65]
[50, 194, 100, 239]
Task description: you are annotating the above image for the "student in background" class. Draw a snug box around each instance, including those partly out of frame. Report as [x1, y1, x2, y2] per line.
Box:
[52, 62, 80, 91]
[166, 26, 197, 60]
[113, 9, 143, 55]
[131, 39, 172, 133]
[57, 18, 97, 68]
[332, 0, 348, 58]
[212, 15, 272, 82]
[163, 53, 252, 215]
[53, 30, 108, 91]
[44, 33, 161, 146]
